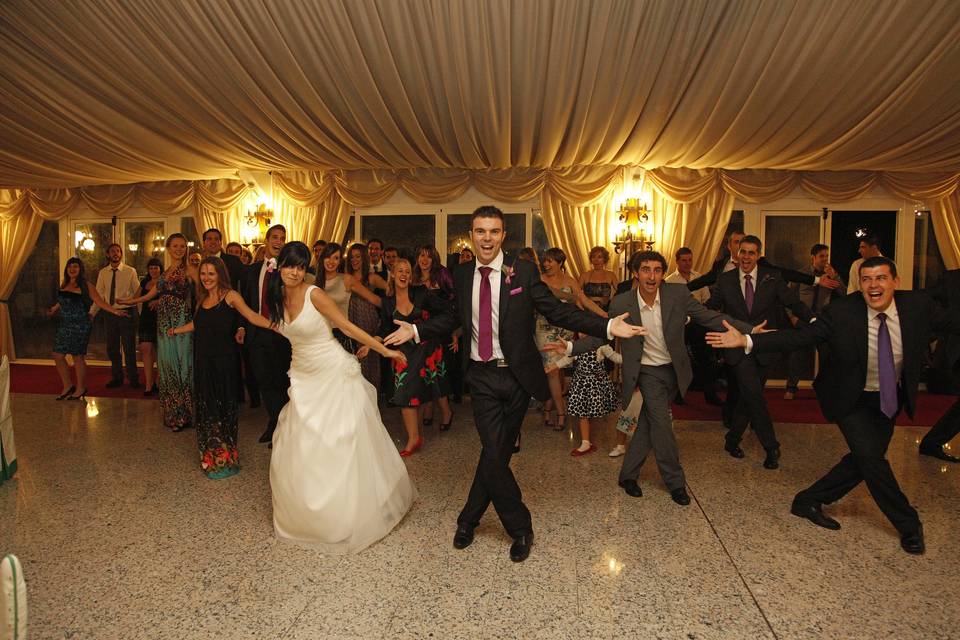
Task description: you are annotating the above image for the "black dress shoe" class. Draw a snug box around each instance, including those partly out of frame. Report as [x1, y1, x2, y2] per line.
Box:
[453, 526, 475, 550]
[258, 428, 274, 444]
[900, 526, 925, 555]
[704, 392, 724, 406]
[105, 379, 123, 389]
[724, 443, 745, 459]
[763, 447, 781, 470]
[790, 502, 841, 530]
[509, 534, 534, 562]
[919, 447, 960, 463]
[129, 380, 142, 389]
[670, 487, 691, 506]
[618, 478, 642, 497]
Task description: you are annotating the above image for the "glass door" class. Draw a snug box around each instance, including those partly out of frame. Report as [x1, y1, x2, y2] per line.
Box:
[122, 219, 166, 276]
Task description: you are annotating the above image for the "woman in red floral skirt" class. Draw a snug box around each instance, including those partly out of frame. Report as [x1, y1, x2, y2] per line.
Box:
[362, 258, 453, 457]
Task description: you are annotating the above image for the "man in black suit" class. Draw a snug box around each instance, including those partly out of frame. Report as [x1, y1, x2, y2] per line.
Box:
[367, 238, 388, 282]
[236, 224, 292, 446]
[708, 257, 960, 554]
[920, 268, 960, 462]
[202, 228, 246, 289]
[386, 206, 645, 562]
[706, 235, 813, 469]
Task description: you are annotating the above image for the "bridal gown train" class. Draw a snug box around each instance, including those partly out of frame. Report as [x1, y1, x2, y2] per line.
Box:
[271, 285, 416, 553]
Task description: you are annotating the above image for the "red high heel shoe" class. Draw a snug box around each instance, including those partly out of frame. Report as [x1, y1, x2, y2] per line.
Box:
[400, 437, 423, 457]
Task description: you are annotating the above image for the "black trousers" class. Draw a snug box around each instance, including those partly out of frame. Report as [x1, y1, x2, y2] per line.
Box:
[796, 392, 921, 534]
[685, 323, 717, 396]
[105, 311, 138, 383]
[458, 362, 532, 538]
[248, 332, 292, 429]
[240, 342, 260, 405]
[726, 355, 779, 451]
[920, 397, 960, 451]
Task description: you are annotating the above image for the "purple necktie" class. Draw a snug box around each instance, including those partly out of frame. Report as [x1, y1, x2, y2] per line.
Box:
[478, 266, 493, 361]
[744, 274, 754, 315]
[877, 312, 897, 418]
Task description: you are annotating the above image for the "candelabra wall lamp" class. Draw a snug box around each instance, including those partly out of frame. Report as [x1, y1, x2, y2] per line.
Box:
[612, 196, 655, 271]
[242, 202, 273, 245]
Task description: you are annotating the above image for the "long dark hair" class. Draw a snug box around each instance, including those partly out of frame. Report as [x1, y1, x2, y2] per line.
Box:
[196, 256, 232, 307]
[266, 241, 311, 325]
[317, 242, 343, 290]
[61, 257, 92, 306]
[414, 244, 454, 295]
[346, 242, 371, 284]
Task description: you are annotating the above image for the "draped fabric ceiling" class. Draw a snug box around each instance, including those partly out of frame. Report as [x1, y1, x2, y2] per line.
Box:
[2, 0, 960, 359]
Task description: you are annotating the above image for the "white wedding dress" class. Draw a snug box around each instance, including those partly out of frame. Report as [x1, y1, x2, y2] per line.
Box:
[270, 285, 416, 553]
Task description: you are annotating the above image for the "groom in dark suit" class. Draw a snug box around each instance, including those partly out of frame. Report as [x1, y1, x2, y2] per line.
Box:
[386, 206, 645, 562]
[707, 257, 960, 554]
[236, 224, 292, 446]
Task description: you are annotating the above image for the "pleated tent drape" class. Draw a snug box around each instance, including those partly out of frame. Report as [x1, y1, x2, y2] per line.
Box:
[0, 180, 251, 360]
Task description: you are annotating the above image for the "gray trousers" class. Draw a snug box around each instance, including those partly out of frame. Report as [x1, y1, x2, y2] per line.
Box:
[619, 363, 686, 491]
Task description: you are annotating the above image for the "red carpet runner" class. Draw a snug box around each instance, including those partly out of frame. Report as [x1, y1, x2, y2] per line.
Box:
[9, 363, 955, 425]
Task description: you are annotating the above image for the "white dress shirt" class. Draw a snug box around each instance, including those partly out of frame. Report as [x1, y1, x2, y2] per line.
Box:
[637, 290, 672, 366]
[470, 252, 505, 361]
[91, 262, 139, 314]
[865, 301, 904, 391]
[665, 269, 707, 304]
[722, 259, 738, 273]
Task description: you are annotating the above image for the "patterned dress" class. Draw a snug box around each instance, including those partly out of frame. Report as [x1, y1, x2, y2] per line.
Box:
[53, 289, 93, 355]
[534, 284, 578, 366]
[380, 287, 452, 407]
[193, 298, 240, 479]
[156, 268, 194, 429]
[348, 279, 381, 389]
[566, 351, 620, 418]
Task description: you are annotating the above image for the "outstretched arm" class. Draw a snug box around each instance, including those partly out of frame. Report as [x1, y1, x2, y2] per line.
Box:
[167, 321, 195, 336]
[346, 274, 382, 308]
[86, 282, 128, 317]
[117, 283, 159, 306]
[311, 287, 404, 363]
[225, 290, 271, 329]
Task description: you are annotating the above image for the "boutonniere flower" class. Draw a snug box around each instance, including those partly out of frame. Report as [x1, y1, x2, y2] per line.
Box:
[501, 260, 517, 286]
[266, 257, 277, 272]
[760, 274, 775, 284]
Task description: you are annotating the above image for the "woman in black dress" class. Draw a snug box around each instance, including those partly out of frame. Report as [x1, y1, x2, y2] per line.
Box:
[138, 258, 162, 396]
[412, 245, 456, 428]
[168, 257, 242, 479]
[47, 257, 128, 401]
[360, 258, 452, 456]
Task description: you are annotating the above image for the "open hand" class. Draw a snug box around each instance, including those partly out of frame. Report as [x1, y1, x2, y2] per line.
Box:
[356, 345, 371, 359]
[750, 320, 775, 334]
[705, 320, 748, 349]
[819, 276, 841, 290]
[384, 348, 407, 365]
[166, 327, 177, 337]
[609, 312, 647, 339]
[384, 319, 416, 346]
[540, 340, 567, 355]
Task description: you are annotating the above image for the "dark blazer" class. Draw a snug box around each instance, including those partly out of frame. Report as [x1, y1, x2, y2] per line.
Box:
[238, 261, 273, 343]
[572, 283, 754, 405]
[688, 256, 816, 292]
[706, 265, 813, 366]
[928, 269, 960, 370]
[416, 257, 609, 401]
[751, 291, 960, 421]
[217, 252, 246, 290]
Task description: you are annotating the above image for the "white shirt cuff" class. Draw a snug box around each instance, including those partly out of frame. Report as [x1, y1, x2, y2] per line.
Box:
[744, 334, 754, 354]
[813, 275, 821, 285]
[412, 324, 421, 344]
[605, 319, 614, 340]
[565, 341, 573, 356]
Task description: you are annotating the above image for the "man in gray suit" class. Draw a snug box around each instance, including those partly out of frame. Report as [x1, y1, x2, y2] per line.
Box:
[557, 251, 758, 505]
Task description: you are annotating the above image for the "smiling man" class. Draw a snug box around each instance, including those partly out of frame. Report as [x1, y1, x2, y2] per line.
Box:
[385, 205, 646, 562]
[706, 256, 960, 554]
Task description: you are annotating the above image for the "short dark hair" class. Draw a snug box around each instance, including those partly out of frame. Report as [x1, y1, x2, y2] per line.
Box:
[226, 241, 242, 251]
[470, 205, 504, 227]
[739, 235, 762, 253]
[633, 250, 668, 272]
[265, 224, 286, 241]
[860, 256, 897, 278]
[202, 228, 222, 242]
[383, 246, 398, 254]
[543, 247, 567, 269]
[589, 246, 610, 264]
[312, 239, 326, 249]
[810, 243, 829, 255]
[675, 247, 692, 259]
[106, 242, 122, 253]
[860, 234, 880, 248]
[367, 238, 384, 250]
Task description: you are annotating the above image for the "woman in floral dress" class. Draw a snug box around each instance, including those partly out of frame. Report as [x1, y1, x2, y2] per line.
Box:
[362, 258, 452, 456]
[120, 233, 197, 431]
[345, 243, 388, 388]
[412, 245, 456, 428]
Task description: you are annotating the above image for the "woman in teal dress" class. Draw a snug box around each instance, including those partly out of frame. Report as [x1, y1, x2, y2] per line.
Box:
[120, 234, 197, 431]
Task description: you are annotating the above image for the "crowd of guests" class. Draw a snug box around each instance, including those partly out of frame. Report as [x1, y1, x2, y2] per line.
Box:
[46, 221, 960, 554]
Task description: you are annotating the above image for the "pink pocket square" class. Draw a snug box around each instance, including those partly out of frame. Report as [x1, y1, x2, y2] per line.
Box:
[509, 286, 524, 296]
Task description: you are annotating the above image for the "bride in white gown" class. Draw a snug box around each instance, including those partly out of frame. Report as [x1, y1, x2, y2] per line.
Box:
[240, 242, 416, 553]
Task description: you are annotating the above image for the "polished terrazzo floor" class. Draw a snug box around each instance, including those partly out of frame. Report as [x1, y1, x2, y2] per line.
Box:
[2, 392, 958, 639]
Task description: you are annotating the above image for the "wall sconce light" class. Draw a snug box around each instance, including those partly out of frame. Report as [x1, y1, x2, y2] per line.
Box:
[244, 203, 273, 244]
[612, 196, 654, 258]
